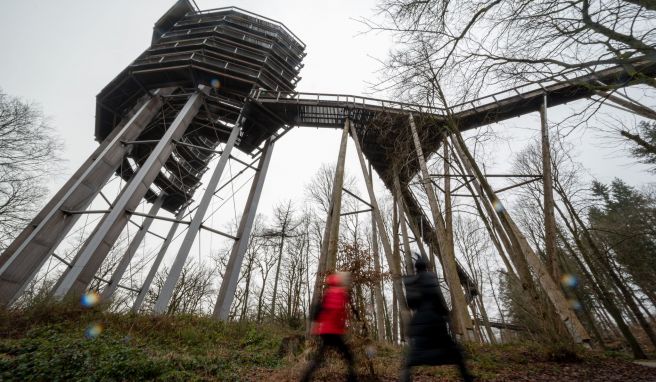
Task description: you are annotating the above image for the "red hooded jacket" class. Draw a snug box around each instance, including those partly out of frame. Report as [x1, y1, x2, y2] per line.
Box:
[312, 274, 349, 335]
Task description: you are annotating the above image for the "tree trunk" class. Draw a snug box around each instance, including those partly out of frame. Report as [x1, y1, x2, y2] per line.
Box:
[257, 263, 272, 322]
[271, 234, 285, 317]
[240, 254, 253, 320]
[620, 130, 656, 155]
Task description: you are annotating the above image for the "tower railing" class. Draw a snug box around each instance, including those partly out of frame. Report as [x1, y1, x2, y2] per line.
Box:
[190, 6, 306, 50]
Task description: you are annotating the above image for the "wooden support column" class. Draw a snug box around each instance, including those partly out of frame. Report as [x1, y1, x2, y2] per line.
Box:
[393, 172, 414, 275]
[311, 118, 350, 308]
[448, 128, 591, 345]
[476, 295, 497, 344]
[0, 88, 174, 306]
[101, 194, 165, 300]
[408, 114, 473, 340]
[53, 86, 208, 300]
[555, 208, 645, 356]
[392, 290, 399, 343]
[448, 143, 521, 282]
[399, 211, 414, 275]
[391, 185, 406, 341]
[469, 303, 483, 342]
[214, 139, 274, 320]
[131, 209, 185, 313]
[325, 119, 350, 272]
[153, 103, 240, 314]
[370, 163, 387, 341]
[540, 94, 559, 280]
[349, 122, 410, 334]
[443, 138, 455, 278]
[402, 207, 430, 266]
[392, 188, 401, 273]
[595, 90, 656, 121]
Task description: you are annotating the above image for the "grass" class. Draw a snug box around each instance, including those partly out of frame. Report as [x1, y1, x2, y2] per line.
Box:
[0, 301, 295, 381]
[1, 301, 654, 381]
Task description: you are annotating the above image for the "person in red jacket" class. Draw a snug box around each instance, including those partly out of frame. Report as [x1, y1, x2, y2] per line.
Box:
[300, 271, 357, 382]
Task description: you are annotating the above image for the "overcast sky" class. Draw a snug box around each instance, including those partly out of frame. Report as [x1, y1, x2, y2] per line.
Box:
[0, 0, 391, 215]
[1, 0, 654, 264]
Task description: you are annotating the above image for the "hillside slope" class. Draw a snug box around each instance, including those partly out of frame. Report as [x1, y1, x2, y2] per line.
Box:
[1, 303, 654, 381]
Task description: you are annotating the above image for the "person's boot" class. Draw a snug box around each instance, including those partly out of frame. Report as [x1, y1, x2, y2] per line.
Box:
[459, 366, 474, 382]
[300, 361, 318, 382]
[400, 367, 412, 382]
[347, 367, 358, 382]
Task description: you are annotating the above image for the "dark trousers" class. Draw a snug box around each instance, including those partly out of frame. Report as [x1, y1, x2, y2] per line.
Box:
[400, 337, 473, 382]
[300, 334, 357, 382]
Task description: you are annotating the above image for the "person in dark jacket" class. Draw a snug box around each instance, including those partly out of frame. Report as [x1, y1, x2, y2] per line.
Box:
[401, 255, 474, 382]
[300, 271, 357, 382]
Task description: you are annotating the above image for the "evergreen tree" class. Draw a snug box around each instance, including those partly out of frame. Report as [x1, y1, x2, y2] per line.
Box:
[588, 179, 656, 302]
[622, 121, 656, 172]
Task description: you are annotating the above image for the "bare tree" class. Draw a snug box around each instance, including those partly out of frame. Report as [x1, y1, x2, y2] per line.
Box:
[305, 163, 358, 214]
[145, 261, 216, 315]
[256, 238, 278, 321]
[238, 215, 267, 320]
[364, 0, 656, 105]
[0, 89, 61, 249]
[263, 200, 301, 318]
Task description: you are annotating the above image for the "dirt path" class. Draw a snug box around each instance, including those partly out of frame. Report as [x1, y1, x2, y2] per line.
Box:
[634, 360, 656, 368]
[250, 357, 656, 381]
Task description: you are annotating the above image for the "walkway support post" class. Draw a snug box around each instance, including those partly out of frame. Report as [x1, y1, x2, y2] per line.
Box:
[408, 113, 474, 341]
[214, 139, 274, 320]
[443, 137, 455, 281]
[401, 202, 430, 269]
[310, 118, 350, 309]
[153, 110, 242, 314]
[131, 209, 185, 312]
[391, 181, 405, 341]
[325, 119, 350, 272]
[447, 141, 523, 284]
[0, 88, 174, 306]
[52, 86, 207, 299]
[101, 194, 165, 300]
[393, 172, 414, 275]
[349, 122, 410, 334]
[448, 127, 591, 345]
[540, 94, 559, 280]
[370, 162, 387, 341]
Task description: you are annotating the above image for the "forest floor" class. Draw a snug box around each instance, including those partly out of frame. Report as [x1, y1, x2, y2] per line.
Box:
[1, 302, 655, 381]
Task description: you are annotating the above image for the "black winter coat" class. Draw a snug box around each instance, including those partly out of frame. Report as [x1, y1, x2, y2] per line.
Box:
[403, 271, 462, 366]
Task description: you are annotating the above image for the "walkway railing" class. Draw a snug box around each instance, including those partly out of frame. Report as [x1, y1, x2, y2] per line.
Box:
[251, 56, 655, 119]
[250, 89, 445, 115]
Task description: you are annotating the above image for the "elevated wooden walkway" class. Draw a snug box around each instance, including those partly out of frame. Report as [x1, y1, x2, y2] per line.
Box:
[247, 58, 656, 185]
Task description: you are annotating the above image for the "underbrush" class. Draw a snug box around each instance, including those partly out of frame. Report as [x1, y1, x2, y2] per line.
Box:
[0, 301, 648, 381]
[0, 301, 296, 381]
